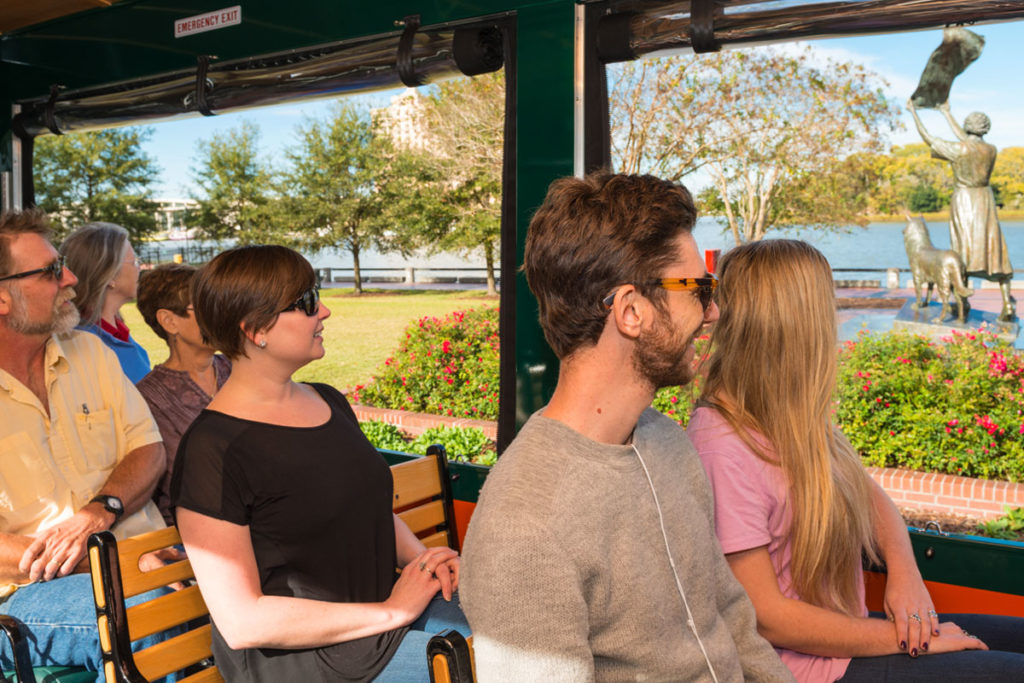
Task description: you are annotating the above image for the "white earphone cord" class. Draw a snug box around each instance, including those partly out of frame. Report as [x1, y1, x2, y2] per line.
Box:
[631, 443, 720, 683]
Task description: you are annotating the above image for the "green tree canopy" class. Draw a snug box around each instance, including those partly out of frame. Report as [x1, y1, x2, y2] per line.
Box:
[282, 103, 411, 294]
[409, 73, 504, 296]
[190, 121, 278, 243]
[33, 127, 160, 244]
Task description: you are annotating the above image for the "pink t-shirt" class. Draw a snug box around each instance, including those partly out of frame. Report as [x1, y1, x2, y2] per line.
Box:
[688, 406, 866, 683]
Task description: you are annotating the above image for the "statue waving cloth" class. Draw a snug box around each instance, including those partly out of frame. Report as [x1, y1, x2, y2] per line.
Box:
[908, 27, 1015, 321]
[911, 28, 985, 108]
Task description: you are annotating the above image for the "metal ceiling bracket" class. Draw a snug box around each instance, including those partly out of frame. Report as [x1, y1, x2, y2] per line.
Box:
[688, 0, 721, 53]
[397, 14, 425, 87]
[194, 55, 217, 117]
[43, 85, 64, 135]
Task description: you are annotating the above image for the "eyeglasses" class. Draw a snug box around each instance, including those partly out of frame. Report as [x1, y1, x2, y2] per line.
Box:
[280, 286, 320, 316]
[602, 274, 718, 313]
[653, 275, 718, 312]
[0, 256, 65, 283]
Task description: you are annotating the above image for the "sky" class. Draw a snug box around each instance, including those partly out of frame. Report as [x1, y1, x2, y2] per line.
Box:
[142, 19, 1024, 198]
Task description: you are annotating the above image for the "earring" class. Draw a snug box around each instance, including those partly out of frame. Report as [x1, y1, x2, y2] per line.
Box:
[258, 339, 267, 349]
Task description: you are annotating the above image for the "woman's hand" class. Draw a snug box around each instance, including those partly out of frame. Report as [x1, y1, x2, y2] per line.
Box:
[884, 571, 937, 655]
[387, 547, 457, 625]
[924, 621, 989, 655]
[431, 550, 460, 600]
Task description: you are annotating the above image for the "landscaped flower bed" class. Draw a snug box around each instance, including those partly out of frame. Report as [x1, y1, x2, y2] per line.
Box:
[351, 307, 500, 419]
[836, 329, 1024, 482]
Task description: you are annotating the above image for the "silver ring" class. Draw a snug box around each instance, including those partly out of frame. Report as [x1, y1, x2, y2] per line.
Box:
[927, 609, 938, 618]
[909, 613, 921, 623]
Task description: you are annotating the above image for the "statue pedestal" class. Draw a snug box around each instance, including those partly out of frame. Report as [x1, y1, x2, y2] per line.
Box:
[892, 300, 1019, 343]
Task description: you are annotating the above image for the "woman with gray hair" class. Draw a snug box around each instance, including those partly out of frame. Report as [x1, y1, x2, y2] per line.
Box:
[60, 222, 150, 381]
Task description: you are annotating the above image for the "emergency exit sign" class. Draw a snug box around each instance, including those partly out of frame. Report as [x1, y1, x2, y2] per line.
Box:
[174, 6, 241, 38]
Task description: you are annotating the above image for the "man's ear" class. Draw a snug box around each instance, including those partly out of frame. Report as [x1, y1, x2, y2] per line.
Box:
[609, 285, 646, 340]
[0, 285, 12, 316]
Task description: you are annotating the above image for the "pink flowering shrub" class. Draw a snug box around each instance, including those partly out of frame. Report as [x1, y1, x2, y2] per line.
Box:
[351, 308, 500, 419]
[836, 329, 1024, 481]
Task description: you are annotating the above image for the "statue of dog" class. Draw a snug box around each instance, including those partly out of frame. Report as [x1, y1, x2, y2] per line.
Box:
[903, 215, 973, 323]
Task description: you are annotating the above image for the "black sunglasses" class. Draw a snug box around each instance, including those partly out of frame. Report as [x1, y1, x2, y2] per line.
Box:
[280, 286, 320, 316]
[0, 256, 65, 283]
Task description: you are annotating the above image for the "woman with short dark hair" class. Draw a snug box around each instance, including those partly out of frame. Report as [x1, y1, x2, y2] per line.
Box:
[171, 245, 467, 682]
[135, 263, 231, 525]
[60, 222, 150, 381]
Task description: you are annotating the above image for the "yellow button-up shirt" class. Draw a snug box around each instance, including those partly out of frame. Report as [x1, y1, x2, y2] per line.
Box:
[0, 331, 165, 596]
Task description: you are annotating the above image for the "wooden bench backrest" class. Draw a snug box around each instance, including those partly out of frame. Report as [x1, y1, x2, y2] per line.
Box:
[392, 446, 459, 552]
[89, 525, 222, 683]
[89, 447, 458, 682]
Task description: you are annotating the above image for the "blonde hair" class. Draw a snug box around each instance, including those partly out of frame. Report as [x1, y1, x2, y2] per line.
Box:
[701, 239, 877, 615]
[59, 222, 130, 325]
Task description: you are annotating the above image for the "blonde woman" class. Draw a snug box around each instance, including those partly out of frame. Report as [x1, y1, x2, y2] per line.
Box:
[688, 239, 1024, 682]
[60, 222, 150, 381]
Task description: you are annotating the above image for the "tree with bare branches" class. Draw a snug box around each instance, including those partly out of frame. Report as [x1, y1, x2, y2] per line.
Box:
[610, 48, 900, 244]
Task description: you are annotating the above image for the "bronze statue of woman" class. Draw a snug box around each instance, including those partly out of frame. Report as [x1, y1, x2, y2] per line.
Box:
[909, 99, 1015, 321]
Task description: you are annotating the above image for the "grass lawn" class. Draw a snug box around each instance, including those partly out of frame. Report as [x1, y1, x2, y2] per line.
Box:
[121, 287, 498, 391]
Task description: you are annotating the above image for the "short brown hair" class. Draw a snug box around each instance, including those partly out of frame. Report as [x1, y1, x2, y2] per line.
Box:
[191, 245, 316, 359]
[523, 171, 697, 359]
[137, 264, 197, 341]
[0, 209, 53, 279]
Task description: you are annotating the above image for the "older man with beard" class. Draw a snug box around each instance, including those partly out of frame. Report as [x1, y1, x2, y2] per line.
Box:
[460, 172, 793, 682]
[0, 209, 165, 673]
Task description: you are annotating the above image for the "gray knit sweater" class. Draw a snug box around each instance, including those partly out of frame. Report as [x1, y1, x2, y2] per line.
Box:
[461, 408, 794, 682]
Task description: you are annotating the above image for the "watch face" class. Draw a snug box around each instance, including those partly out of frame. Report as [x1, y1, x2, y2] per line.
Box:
[108, 497, 124, 513]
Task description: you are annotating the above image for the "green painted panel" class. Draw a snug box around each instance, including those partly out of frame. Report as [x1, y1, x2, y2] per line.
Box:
[512, 3, 571, 430]
[2, 1, 544, 100]
[911, 529, 1024, 596]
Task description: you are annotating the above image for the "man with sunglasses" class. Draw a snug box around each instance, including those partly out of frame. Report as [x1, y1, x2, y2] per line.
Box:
[461, 172, 792, 681]
[0, 209, 166, 672]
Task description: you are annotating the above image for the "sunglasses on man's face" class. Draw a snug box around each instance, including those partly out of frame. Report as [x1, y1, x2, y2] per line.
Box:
[0, 256, 66, 283]
[280, 286, 320, 316]
[652, 275, 718, 312]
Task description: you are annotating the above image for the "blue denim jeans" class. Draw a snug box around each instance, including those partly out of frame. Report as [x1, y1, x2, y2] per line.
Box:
[0, 573, 168, 672]
[373, 592, 470, 682]
[839, 613, 1024, 682]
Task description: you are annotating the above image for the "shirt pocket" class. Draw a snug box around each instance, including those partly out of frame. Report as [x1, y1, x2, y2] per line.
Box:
[73, 407, 118, 472]
[0, 433, 57, 513]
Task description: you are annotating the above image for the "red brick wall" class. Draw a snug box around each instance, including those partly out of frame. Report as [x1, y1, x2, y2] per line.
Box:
[351, 407, 1021, 521]
[868, 467, 1024, 520]
[351, 404, 497, 439]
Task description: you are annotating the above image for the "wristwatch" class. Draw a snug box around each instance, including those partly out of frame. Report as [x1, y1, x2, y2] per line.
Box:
[89, 494, 125, 524]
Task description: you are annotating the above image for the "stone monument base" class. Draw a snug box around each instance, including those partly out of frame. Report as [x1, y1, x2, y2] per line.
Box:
[892, 300, 1019, 343]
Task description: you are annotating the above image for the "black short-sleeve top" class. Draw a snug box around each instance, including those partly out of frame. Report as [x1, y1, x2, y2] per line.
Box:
[171, 383, 405, 682]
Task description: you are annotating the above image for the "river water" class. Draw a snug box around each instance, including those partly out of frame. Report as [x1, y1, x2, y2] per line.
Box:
[148, 218, 1024, 278]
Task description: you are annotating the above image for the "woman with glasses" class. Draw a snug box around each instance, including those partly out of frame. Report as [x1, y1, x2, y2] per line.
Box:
[171, 245, 467, 682]
[135, 264, 231, 525]
[60, 222, 150, 382]
[687, 239, 1024, 682]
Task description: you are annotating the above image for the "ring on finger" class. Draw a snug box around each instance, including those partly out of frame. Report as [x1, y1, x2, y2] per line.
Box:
[418, 561, 428, 571]
[927, 609, 938, 618]
[909, 613, 921, 623]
